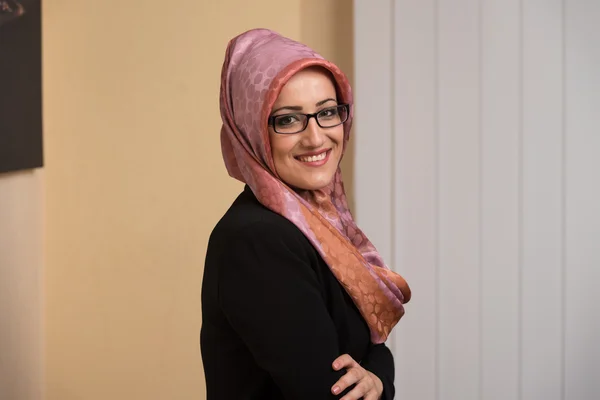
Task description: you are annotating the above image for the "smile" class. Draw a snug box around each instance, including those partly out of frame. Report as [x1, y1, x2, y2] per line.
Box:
[295, 149, 331, 166]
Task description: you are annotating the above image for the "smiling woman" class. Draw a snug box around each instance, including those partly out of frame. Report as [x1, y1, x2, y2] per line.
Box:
[268, 67, 346, 191]
[200, 28, 411, 400]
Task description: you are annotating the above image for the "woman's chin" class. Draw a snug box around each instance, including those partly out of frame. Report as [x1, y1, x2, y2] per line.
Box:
[287, 175, 335, 192]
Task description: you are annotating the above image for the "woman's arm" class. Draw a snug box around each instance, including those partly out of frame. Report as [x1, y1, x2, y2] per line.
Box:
[218, 220, 350, 399]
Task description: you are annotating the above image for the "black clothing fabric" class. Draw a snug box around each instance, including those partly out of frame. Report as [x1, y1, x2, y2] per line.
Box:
[201, 186, 395, 399]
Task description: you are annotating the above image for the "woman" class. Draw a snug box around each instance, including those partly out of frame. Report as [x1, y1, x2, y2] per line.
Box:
[201, 28, 411, 400]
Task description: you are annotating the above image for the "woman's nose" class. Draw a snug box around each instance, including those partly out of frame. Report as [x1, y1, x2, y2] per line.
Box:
[301, 118, 325, 148]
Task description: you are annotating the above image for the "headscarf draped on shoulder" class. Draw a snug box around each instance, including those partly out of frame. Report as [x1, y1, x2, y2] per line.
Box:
[219, 28, 411, 344]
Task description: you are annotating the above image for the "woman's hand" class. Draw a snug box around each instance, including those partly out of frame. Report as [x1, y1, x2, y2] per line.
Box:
[331, 354, 383, 400]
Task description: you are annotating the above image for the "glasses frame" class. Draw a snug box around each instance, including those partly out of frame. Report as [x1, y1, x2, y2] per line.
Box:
[268, 103, 350, 134]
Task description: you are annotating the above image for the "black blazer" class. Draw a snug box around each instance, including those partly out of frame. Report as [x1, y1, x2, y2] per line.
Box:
[201, 186, 395, 399]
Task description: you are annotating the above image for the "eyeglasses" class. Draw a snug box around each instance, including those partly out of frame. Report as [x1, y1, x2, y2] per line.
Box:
[268, 104, 350, 134]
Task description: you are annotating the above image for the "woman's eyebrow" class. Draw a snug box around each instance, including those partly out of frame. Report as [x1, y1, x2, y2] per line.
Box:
[271, 98, 337, 114]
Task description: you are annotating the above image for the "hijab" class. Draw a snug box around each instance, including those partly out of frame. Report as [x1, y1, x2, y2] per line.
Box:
[219, 28, 410, 344]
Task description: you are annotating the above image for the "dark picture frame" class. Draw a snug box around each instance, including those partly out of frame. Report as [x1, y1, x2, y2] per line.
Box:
[0, 0, 43, 174]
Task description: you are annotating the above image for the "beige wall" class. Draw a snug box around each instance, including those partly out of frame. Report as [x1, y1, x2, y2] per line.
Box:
[0, 170, 44, 400]
[43, 1, 353, 400]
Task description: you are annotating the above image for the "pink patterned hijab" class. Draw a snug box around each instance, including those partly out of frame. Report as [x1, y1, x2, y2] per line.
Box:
[219, 28, 410, 344]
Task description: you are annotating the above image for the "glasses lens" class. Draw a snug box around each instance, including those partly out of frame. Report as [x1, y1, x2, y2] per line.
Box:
[273, 114, 307, 134]
[317, 105, 348, 128]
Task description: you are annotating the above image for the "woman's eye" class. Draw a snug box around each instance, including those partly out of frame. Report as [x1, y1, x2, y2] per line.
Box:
[276, 115, 299, 126]
[319, 107, 339, 119]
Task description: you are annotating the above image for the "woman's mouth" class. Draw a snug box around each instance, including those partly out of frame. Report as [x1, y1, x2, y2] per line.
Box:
[295, 149, 331, 167]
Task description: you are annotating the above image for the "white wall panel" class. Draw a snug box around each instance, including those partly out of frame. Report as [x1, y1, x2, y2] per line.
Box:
[393, 1, 437, 399]
[437, 1, 481, 398]
[521, 1, 565, 398]
[354, 1, 599, 399]
[480, 1, 521, 399]
[353, 0, 393, 268]
[564, 2, 600, 399]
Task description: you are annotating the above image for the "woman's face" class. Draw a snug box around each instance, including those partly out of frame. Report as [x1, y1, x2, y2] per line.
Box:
[268, 67, 344, 191]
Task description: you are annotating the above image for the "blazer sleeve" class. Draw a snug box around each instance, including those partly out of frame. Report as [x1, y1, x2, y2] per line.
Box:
[360, 343, 395, 400]
[218, 221, 349, 400]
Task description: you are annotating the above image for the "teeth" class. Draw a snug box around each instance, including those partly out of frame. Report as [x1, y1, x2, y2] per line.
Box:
[298, 151, 327, 163]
